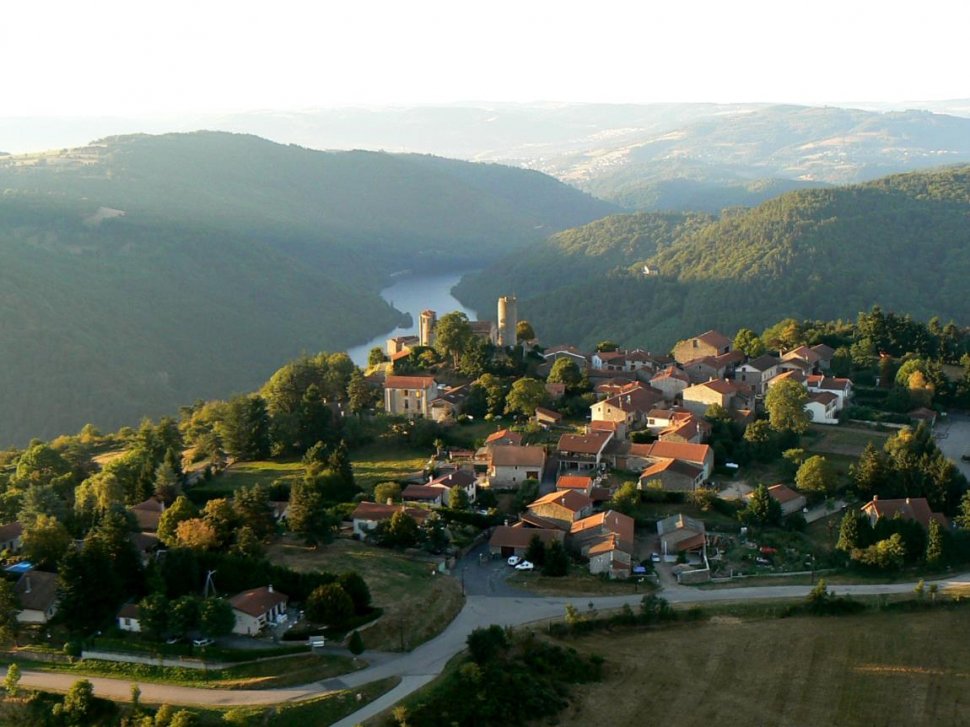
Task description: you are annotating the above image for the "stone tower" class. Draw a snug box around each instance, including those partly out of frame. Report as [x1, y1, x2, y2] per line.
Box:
[497, 295, 517, 347]
[419, 309, 437, 347]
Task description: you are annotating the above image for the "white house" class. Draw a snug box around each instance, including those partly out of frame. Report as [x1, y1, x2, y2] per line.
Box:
[229, 586, 289, 636]
[118, 603, 142, 633]
[0, 522, 23, 553]
[805, 391, 839, 424]
[806, 375, 853, 410]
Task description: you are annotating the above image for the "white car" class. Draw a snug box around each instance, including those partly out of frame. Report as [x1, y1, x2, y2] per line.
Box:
[650, 553, 661, 563]
[515, 560, 534, 571]
[193, 638, 215, 647]
[507, 555, 522, 567]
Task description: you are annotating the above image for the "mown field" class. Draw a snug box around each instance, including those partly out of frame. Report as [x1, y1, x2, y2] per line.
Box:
[558, 607, 970, 727]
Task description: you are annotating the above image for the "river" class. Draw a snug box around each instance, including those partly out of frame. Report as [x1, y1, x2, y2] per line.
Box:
[346, 270, 480, 365]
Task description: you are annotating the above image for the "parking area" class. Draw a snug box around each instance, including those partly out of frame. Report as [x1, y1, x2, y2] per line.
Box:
[934, 414, 970, 480]
[457, 542, 531, 597]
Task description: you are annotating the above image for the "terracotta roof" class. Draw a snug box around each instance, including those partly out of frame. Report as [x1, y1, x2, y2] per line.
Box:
[657, 513, 706, 537]
[651, 366, 690, 383]
[543, 345, 586, 358]
[811, 343, 836, 359]
[743, 354, 781, 372]
[544, 383, 566, 397]
[529, 489, 592, 513]
[490, 445, 546, 467]
[517, 512, 566, 530]
[696, 330, 732, 350]
[556, 475, 593, 490]
[130, 497, 165, 532]
[807, 375, 852, 392]
[770, 370, 806, 384]
[598, 385, 663, 414]
[590, 420, 620, 433]
[430, 470, 477, 488]
[682, 355, 720, 370]
[535, 407, 563, 421]
[640, 457, 703, 481]
[809, 391, 839, 406]
[0, 522, 23, 541]
[384, 375, 437, 390]
[489, 526, 565, 550]
[557, 430, 613, 455]
[571, 510, 635, 551]
[401, 485, 445, 501]
[713, 350, 745, 367]
[390, 350, 412, 362]
[587, 534, 623, 556]
[589, 486, 612, 503]
[15, 570, 58, 613]
[861, 497, 947, 529]
[351, 502, 430, 524]
[690, 378, 741, 395]
[647, 441, 711, 466]
[118, 603, 141, 620]
[485, 429, 524, 446]
[229, 586, 288, 617]
[782, 346, 820, 364]
[766, 484, 805, 505]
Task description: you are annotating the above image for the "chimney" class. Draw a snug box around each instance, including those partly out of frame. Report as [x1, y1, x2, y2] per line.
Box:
[24, 576, 31, 594]
[268, 584, 273, 593]
[905, 497, 911, 505]
[872, 495, 878, 502]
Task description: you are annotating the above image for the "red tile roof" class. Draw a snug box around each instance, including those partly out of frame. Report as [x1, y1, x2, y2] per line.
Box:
[651, 366, 690, 383]
[861, 497, 947, 529]
[557, 430, 613, 455]
[229, 586, 288, 617]
[696, 330, 732, 350]
[384, 375, 437, 390]
[529, 489, 593, 513]
[490, 445, 546, 467]
[639, 457, 703, 481]
[766, 484, 805, 505]
[485, 428, 523, 445]
[489, 526, 565, 550]
[646, 441, 712, 466]
[556, 475, 593, 490]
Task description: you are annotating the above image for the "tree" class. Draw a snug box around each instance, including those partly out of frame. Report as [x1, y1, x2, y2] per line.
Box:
[373, 482, 401, 505]
[175, 518, 219, 551]
[60, 679, 95, 725]
[219, 395, 271, 460]
[836, 511, 870, 553]
[795, 455, 835, 497]
[525, 535, 546, 566]
[3, 663, 21, 697]
[157, 496, 198, 547]
[515, 320, 536, 343]
[201, 498, 238, 548]
[504, 377, 548, 417]
[596, 341, 618, 352]
[466, 625, 508, 664]
[609, 482, 640, 516]
[764, 379, 810, 434]
[22, 513, 72, 569]
[740, 484, 781, 527]
[434, 311, 473, 367]
[327, 441, 357, 493]
[138, 593, 170, 641]
[733, 328, 766, 357]
[288, 480, 335, 545]
[18, 484, 68, 529]
[380, 510, 420, 548]
[450, 487, 470, 511]
[743, 420, 778, 463]
[348, 630, 365, 656]
[542, 540, 569, 577]
[169, 595, 200, 637]
[513, 479, 540, 512]
[368, 347, 387, 367]
[306, 583, 353, 626]
[853, 533, 906, 570]
[169, 710, 198, 727]
[347, 369, 379, 414]
[338, 572, 372, 614]
[199, 598, 235, 638]
[14, 442, 71, 486]
[851, 442, 890, 497]
[231, 526, 264, 560]
[926, 518, 946, 567]
[956, 490, 970, 529]
[475, 374, 509, 416]
[233, 484, 276, 540]
[0, 581, 19, 646]
[547, 358, 582, 389]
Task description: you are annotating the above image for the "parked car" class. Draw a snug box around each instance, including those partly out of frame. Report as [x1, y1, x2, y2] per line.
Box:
[515, 560, 534, 571]
[193, 638, 215, 647]
[507, 555, 521, 567]
[165, 636, 181, 645]
[650, 553, 661, 563]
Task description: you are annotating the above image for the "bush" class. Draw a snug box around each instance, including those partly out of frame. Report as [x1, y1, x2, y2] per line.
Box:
[305, 583, 354, 628]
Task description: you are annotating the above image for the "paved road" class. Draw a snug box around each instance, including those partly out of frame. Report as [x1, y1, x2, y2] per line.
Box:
[18, 572, 970, 723]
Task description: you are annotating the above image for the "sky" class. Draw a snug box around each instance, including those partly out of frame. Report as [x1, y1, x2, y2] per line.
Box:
[2, 0, 968, 118]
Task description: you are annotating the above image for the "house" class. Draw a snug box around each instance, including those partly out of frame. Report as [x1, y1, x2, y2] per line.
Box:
[860, 496, 948, 530]
[488, 526, 564, 558]
[735, 354, 781, 395]
[384, 375, 439, 418]
[428, 469, 478, 506]
[488, 445, 546, 488]
[767, 369, 807, 389]
[589, 384, 663, 428]
[401, 485, 445, 507]
[556, 474, 594, 495]
[672, 330, 732, 364]
[430, 385, 469, 423]
[129, 532, 161, 566]
[650, 367, 691, 401]
[0, 522, 23, 553]
[591, 349, 655, 373]
[229, 585, 289, 636]
[527, 490, 594, 529]
[594, 378, 636, 399]
[586, 536, 633, 578]
[534, 407, 564, 428]
[557, 430, 613, 472]
[805, 391, 839, 424]
[682, 378, 753, 417]
[469, 320, 498, 344]
[589, 419, 627, 441]
[646, 441, 714, 481]
[656, 514, 706, 558]
[269, 501, 290, 524]
[680, 356, 727, 384]
[570, 510, 635, 554]
[658, 415, 709, 444]
[745, 484, 807, 517]
[130, 497, 165, 533]
[781, 346, 821, 373]
[15, 570, 59, 623]
[350, 502, 431, 538]
[806, 375, 853, 410]
[542, 345, 589, 369]
[811, 343, 835, 370]
[638, 458, 705, 492]
[484, 429, 524, 447]
[118, 603, 142, 633]
[386, 335, 420, 357]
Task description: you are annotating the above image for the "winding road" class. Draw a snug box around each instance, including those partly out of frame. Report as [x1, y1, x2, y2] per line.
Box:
[18, 572, 970, 725]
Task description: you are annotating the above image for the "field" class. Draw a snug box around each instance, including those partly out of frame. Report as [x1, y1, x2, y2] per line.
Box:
[350, 443, 431, 493]
[190, 460, 305, 499]
[557, 607, 970, 727]
[804, 423, 890, 457]
[267, 538, 463, 651]
[508, 570, 654, 597]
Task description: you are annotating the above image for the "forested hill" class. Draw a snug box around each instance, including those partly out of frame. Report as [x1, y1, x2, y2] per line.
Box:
[0, 132, 615, 445]
[454, 165, 970, 350]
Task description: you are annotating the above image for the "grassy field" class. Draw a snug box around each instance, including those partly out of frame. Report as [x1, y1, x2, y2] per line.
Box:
[508, 570, 655, 597]
[191, 460, 305, 498]
[267, 538, 464, 652]
[350, 443, 431, 493]
[805, 423, 890, 457]
[557, 608, 970, 727]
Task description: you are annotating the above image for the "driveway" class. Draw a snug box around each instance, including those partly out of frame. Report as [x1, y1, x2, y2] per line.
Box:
[457, 542, 530, 598]
[934, 414, 970, 480]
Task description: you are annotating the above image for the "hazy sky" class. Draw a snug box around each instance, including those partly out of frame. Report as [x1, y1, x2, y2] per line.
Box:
[3, 0, 967, 117]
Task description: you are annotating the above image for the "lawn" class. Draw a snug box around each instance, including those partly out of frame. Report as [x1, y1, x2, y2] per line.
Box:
[267, 538, 464, 652]
[190, 459, 305, 499]
[350, 443, 431, 493]
[804, 423, 890, 457]
[557, 607, 970, 727]
[507, 570, 655, 597]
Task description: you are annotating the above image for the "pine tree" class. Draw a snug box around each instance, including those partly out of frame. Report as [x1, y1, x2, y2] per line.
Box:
[926, 518, 945, 567]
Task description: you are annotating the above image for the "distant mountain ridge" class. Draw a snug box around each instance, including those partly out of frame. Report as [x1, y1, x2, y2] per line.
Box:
[455, 165, 970, 350]
[0, 131, 615, 444]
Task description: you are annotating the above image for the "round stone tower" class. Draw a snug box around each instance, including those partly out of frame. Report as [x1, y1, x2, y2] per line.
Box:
[497, 295, 517, 347]
[419, 309, 437, 347]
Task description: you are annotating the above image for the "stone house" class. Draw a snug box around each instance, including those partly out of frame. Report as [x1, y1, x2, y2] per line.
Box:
[488, 445, 546, 488]
[672, 330, 732, 364]
[735, 354, 781, 395]
[650, 366, 691, 401]
[638, 458, 705, 492]
[527, 490, 593, 529]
